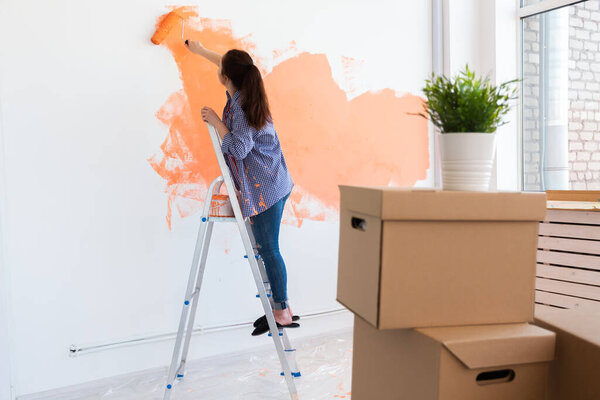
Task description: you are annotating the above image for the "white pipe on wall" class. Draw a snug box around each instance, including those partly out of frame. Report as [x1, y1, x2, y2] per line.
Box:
[69, 308, 348, 356]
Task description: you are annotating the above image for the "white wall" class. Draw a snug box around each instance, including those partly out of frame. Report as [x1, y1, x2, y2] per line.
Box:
[0, 0, 432, 396]
[443, 0, 520, 190]
[0, 86, 14, 399]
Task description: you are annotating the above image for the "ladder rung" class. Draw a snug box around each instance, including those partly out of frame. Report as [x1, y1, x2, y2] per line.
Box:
[280, 371, 302, 377]
[268, 331, 283, 337]
[205, 216, 236, 222]
[244, 254, 260, 259]
[256, 293, 271, 298]
[175, 361, 185, 378]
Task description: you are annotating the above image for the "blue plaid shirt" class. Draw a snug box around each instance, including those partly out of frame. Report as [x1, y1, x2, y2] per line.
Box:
[221, 91, 294, 218]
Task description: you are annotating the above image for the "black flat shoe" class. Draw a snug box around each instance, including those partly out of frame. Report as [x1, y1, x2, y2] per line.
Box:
[253, 314, 300, 327]
[251, 319, 300, 336]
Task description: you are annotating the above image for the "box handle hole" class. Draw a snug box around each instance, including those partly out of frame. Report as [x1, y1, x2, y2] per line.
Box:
[476, 369, 515, 385]
[351, 217, 367, 231]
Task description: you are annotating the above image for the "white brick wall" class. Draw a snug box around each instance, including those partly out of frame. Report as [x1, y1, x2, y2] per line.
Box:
[568, 1, 600, 189]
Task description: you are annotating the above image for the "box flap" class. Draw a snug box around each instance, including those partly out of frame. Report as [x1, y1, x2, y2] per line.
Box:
[339, 185, 547, 221]
[417, 323, 555, 369]
[339, 185, 383, 218]
[535, 307, 600, 347]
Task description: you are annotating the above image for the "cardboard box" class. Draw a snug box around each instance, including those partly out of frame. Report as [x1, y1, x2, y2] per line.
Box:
[352, 316, 556, 400]
[337, 186, 547, 329]
[534, 307, 600, 400]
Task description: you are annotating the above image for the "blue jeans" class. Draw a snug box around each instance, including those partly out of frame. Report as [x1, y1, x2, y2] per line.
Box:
[250, 192, 291, 310]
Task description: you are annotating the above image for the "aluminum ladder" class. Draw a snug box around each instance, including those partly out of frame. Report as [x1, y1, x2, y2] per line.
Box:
[163, 122, 300, 400]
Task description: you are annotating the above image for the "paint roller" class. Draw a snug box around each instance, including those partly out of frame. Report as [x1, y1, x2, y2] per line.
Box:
[151, 11, 185, 45]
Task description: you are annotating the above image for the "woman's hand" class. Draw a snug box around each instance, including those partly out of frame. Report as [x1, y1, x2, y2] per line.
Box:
[201, 107, 221, 126]
[202, 107, 229, 139]
[186, 40, 204, 54]
[185, 41, 222, 67]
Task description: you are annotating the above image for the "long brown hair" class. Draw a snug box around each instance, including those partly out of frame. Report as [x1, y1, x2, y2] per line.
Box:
[221, 49, 271, 130]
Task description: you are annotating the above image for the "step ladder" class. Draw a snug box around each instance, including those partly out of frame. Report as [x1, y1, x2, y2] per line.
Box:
[163, 122, 300, 400]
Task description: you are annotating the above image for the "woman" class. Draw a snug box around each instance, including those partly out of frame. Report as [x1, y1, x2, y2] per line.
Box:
[186, 41, 299, 335]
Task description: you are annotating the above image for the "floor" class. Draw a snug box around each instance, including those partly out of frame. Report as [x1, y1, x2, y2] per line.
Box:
[33, 328, 353, 400]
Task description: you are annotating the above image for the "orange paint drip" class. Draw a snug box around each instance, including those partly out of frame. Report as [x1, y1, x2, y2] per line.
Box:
[150, 7, 429, 228]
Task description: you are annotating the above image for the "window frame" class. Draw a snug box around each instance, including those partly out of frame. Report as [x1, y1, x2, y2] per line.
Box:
[518, 0, 590, 190]
[520, 0, 587, 18]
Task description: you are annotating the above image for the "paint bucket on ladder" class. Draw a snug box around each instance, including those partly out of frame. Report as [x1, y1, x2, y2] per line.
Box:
[209, 194, 234, 217]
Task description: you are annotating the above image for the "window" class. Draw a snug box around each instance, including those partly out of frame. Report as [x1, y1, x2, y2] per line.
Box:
[521, 0, 600, 190]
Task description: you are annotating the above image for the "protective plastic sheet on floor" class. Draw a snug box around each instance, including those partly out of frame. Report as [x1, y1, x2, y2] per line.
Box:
[44, 328, 353, 400]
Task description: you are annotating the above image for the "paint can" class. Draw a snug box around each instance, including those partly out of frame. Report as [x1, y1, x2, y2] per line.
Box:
[209, 194, 234, 217]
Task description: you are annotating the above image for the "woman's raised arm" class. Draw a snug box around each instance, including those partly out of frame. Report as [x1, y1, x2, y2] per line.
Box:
[185, 40, 221, 67]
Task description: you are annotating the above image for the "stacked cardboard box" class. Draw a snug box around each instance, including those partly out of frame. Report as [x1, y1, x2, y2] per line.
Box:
[337, 186, 555, 399]
[534, 307, 600, 400]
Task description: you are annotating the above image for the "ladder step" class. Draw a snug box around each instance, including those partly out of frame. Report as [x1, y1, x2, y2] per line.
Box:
[175, 362, 185, 378]
[268, 331, 284, 337]
[256, 293, 271, 298]
[280, 371, 302, 377]
[203, 216, 236, 223]
[244, 254, 260, 259]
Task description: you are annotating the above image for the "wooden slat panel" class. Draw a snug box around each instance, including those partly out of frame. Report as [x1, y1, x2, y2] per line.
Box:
[538, 236, 600, 254]
[535, 304, 564, 314]
[546, 190, 600, 202]
[536, 278, 600, 301]
[537, 250, 600, 271]
[539, 222, 600, 240]
[546, 209, 600, 225]
[535, 290, 600, 310]
[536, 264, 600, 286]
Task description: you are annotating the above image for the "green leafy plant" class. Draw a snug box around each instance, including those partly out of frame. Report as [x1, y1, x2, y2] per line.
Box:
[418, 65, 518, 133]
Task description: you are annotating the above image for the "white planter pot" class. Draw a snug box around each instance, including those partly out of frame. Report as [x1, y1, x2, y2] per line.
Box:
[439, 132, 497, 191]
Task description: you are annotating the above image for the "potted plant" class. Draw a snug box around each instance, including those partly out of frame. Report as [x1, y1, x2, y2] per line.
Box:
[419, 66, 517, 191]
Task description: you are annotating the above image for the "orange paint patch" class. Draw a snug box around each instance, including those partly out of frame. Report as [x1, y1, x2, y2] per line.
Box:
[150, 7, 429, 228]
[267, 54, 428, 209]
